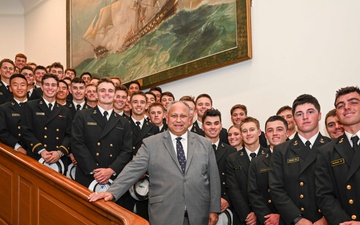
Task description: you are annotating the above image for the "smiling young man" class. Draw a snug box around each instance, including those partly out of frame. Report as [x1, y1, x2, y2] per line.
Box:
[22, 74, 72, 174]
[113, 85, 128, 118]
[316, 86, 360, 224]
[324, 108, 344, 139]
[0, 58, 15, 104]
[269, 94, 330, 225]
[148, 102, 167, 132]
[277, 105, 297, 139]
[202, 109, 236, 219]
[248, 116, 288, 225]
[0, 74, 28, 154]
[71, 78, 132, 203]
[226, 117, 269, 225]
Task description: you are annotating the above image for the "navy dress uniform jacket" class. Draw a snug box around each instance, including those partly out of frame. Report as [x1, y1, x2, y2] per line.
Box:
[316, 134, 360, 224]
[129, 118, 159, 155]
[248, 151, 283, 224]
[226, 146, 269, 224]
[71, 107, 133, 188]
[269, 133, 330, 224]
[22, 98, 72, 160]
[0, 80, 12, 105]
[0, 99, 27, 148]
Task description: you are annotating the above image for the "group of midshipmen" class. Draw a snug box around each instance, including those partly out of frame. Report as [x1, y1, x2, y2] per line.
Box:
[0, 54, 359, 225]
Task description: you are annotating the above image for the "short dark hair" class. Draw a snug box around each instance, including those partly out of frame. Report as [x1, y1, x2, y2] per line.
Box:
[128, 80, 141, 89]
[10, 73, 27, 83]
[20, 65, 34, 73]
[265, 115, 288, 131]
[49, 62, 64, 71]
[334, 86, 360, 107]
[202, 108, 222, 123]
[0, 58, 15, 68]
[230, 104, 247, 116]
[130, 91, 147, 102]
[179, 95, 195, 105]
[58, 80, 69, 89]
[80, 72, 92, 79]
[115, 84, 128, 93]
[15, 53, 27, 61]
[161, 91, 175, 100]
[195, 93, 212, 105]
[240, 117, 260, 130]
[71, 77, 86, 85]
[145, 91, 156, 99]
[34, 65, 46, 73]
[96, 77, 114, 91]
[149, 86, 162, 94]
[65, 68, 77, 76]
[276, 105, 292, 116]
[41, 74, 59, 85]
[325, 109, 337, 126]
[292, 94, 321, 115]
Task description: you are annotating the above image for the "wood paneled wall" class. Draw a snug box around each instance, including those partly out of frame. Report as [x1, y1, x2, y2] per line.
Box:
[0, 143, 148, 225]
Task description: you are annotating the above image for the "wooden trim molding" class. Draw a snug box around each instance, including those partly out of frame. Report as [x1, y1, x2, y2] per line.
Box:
[0, 143, 148, 225]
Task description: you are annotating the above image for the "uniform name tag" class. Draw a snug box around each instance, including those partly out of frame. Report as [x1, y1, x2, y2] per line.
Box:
[260, 168, 270, 173]
[331, 158, 345, 167]
[11, 113, 20, 117]
[36, 112, 45, 116]
[234, 166, 242, 170]
[87, 122, 97, 126]
[287, 157, 300, 164]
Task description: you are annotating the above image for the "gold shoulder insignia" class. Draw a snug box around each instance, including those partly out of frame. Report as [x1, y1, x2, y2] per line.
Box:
[266, 153, 270, 158]
[294, 140, 298, 146]
[114, 113, 117, 117]
[240, 151, 244, 156]
[40, 100, 43, 104]
[320, 138, 325, 143]
[261, 150, 265, 154]
[69, 103, 73, 107]
[11, 102, 15, 106]
[339, 138, 344, 144]
[93, 110, 97, 114]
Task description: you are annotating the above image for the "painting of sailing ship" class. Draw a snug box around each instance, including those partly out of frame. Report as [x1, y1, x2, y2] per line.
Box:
[67, 0, 251, 88]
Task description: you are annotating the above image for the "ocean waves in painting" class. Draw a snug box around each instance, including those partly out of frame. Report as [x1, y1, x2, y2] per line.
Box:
[75, 2, 236, 83]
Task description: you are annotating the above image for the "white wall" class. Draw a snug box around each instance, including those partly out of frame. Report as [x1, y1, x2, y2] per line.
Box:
[2, 0, 360, 134]
[0, 14, 25, 59]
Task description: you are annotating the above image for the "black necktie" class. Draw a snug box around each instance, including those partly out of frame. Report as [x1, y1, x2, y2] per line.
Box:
[136, 121, 141, 130]
[76, 104, 81, 111]
[212, 144, 217, 152]
[48, 103, 53, 111]
[250, 152, 256, 160]
[305, 140, 311, 150]
[351, 135, 359, 152]
[103, 111, 108, 120]
[176, 137, 186, 174]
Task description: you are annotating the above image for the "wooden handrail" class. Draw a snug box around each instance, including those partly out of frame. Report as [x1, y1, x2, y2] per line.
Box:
[0, 142, 148, 225]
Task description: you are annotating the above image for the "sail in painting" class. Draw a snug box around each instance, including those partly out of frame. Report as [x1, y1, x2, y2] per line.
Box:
[82, 0, 179, 57]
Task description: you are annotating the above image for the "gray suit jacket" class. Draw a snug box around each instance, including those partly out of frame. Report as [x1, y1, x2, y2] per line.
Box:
[108, 130, 221, 225]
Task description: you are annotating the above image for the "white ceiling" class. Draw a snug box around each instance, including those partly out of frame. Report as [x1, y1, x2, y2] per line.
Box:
[0, 0, 47, 15]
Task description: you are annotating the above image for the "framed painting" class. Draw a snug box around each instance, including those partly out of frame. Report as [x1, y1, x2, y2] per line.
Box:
[66, 0, 252, 88]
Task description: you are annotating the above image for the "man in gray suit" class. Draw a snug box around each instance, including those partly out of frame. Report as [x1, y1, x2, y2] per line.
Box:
[89, 101, 221, 225]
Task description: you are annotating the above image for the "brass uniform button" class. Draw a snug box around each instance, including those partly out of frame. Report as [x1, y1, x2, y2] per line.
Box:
[96, 153, 99, 156]
[110, 144, 113, 147]
[349, 199, 354, 204]
[318, 209, 321, 213]
[18, 126, 21, 129]
[133, 146, 136, 149]
[299, 194, 304, 199]
[96, 163, 99, 166]
[222, 172, 225, 175]
[56, 128, 59, 132]
[56, 146, 59, 148]
[351, 215, 357, 220]
[18, 133, 21, 137]
[44, 127, 47, 130]
[299, 182, 304, 186]
[44, 144, 47, 148]
[268, 189, 270, 193]
[56, 137, 59, 140]
[347, 185, 351, 190]
[110, 154, 113, 157]
[222, 182, 225, 185]
[268, 199, 272, 203]
[44, 135, 47, 138]
[97, 142, 101, 146]
[300, 207, 304, 212]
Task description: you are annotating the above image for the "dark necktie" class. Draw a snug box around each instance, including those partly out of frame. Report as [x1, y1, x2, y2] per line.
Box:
[48, 103, 53, 111]
[176, 137, 186, 174]
[305, 140, 311, 150]
[6, 85, 9, 90]
[76, 104, 81, 111]
[250, 152, 256, 160]
[136, 121, 141, 130]
[103, 111, 108, 121]
[351, 135, 359, 152]
[212, 144, 217, 152]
